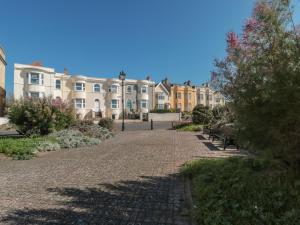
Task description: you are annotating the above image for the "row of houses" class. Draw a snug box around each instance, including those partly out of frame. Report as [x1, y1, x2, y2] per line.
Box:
[13, 63, 225, 119]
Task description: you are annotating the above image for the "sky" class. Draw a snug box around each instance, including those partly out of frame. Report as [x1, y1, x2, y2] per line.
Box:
[0, 0, 300, 94]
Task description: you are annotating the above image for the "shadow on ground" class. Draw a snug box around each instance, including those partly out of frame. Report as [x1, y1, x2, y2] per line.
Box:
[1, 175, 189, 225]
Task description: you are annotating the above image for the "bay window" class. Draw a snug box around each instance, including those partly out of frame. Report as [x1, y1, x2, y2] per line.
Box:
[75, 98, 85, 109]
[28, 72, 43, 85]
[75, 82, 85, 91]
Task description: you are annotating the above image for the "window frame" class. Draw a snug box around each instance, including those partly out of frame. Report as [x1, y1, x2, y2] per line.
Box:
[55, 80, 61, 90]
[93, 83, 101, 93]
[109, 85, 119, 93]
[141, 86, 147, 94]
[74, 82, 85, 92]
[126, 85, 133, 93]
[140, 100, 148, 109]
[111, 99, 119, 109]
[74, 98, 86, 109]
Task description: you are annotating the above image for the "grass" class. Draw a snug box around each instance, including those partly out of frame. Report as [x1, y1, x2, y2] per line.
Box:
[0, 137, 57, 160]
[176, 123, 202, 132]
[181, 157, 300, 225]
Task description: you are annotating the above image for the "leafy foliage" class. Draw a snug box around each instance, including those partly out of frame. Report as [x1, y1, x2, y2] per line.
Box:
[8, 97, 75, 135]
[181, 157, 300, 225]
[213, 0, 300, 164]
[98, 118, 114, 131]
[50, 129, 101, 148]
[192, 105, 211, 125]
[73, 124, 113, 141]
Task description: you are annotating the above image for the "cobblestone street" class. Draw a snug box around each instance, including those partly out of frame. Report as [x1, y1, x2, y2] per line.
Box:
[0, 129, 240, 225]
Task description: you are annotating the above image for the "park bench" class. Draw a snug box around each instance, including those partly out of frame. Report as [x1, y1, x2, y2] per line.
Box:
[211, 124, 239, 150]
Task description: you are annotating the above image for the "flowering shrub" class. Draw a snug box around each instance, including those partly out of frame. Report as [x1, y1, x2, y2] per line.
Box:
[8, 97, 75, 135]
[212, 0, 300, 165]
[98, 118, 114, 131]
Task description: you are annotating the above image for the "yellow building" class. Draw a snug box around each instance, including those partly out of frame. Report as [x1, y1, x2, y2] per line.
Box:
[0, 47, 6, 116]
[169, 81, 197, 112]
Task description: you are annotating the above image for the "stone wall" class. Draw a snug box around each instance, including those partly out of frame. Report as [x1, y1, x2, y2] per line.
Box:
[148, 113, 181, 122]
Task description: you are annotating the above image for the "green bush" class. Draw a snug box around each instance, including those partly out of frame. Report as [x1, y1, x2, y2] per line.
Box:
[33, 140, 61, 152]
[50, 129, 101, 148]
[8, 98, 75, 135]
[176, 124, 202, 132]
[150, 108, 180, 113]
[98, 118, 114, 131]
[0, 137, 52, 159]
[181, 157, 300, 225]
[192, 105, 211, 125]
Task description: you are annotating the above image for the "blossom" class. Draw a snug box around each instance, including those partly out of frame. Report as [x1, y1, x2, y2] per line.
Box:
[227, 32, 240, 49]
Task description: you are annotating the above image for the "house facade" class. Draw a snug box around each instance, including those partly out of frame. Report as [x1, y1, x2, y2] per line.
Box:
[169, 81, 197, 112]
[196, 83, 225, 108]
[154, 82, 170, 109]
[0, 47, 6, 116]
[14, 63, 155, 119]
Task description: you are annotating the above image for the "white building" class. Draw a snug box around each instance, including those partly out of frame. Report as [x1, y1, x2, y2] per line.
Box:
[196, 83, 225, 109]
[14, 63, 155, 119]
[154, 82, 170, 109]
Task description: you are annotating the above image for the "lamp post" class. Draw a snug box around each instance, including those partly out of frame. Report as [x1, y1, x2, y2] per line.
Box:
[119, 71, 126, 131]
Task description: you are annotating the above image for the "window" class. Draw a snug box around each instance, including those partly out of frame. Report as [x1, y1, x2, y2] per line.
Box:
[29, 92, 40, 99]
[126, 85, 133, 93]
[111, 99, 119, 109]
[176, 92, 181, 99]
[140, 100, 147, 108]
[93, 84, 101, 92]
[188, 93, 192, 100]
[200, 94, 204, 100]
[75, 82, 85, 91]
[55, 80, 61, 89]
[27, 72, 44, 85]
[75, 99, 85, 109]
[109, 85, 119, 93]
[206, 95, 209, 101]
[141, 86, 147, 93]
[157, 104, 164, 109]
[209, 95, 212, 101]
[177, 103, 182, 109]
[158, 95, 165, 100]
[215, 98, 220, 103]
[127, 99, 132, 109]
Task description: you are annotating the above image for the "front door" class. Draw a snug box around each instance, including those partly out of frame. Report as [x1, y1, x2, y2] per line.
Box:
[94, 99, 100, 116]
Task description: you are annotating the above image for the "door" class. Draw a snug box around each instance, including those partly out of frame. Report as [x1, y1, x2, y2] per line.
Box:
[94, 99, 100, 116]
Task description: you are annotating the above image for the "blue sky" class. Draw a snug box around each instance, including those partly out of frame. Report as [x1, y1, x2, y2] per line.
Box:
[1, 0, 299, 94]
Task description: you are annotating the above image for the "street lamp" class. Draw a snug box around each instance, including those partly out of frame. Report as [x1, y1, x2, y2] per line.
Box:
[119, 71, 126, 131]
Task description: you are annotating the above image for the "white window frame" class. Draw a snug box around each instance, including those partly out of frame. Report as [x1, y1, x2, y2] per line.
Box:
[176, 92, 181, 99]
[111, 99, 119, 109]
[75, 98, 85, 109]
[93, 84, 101, 92]
[74, 82, 85, 92]
[141, 86, 147, 94]
[157, 104, 164, 109]
[28, 92, 40, 99]
[109, 85, 119, 93]
[140, 100, 148, 109]
[126, 85, 133, 93]
[55, 80, 61, 89]
[28, 72, 43, 85]
[158, 94, 165, 100]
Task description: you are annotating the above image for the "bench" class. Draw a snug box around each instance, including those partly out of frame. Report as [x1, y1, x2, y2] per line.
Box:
[211, 128, 239, 150]
[0, 130, 28, 138]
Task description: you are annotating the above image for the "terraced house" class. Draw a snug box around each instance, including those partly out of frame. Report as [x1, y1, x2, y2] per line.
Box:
[14, 63, 155, 119]
[156, 78, 225, 112]
[0, 47, 6, 116]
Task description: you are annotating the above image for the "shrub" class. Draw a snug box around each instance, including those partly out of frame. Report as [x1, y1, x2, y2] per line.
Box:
[33, 141, 61, 152]
[181, 157, 300, 225]
[73, 124, 113, 140]
[50, 129, 101, 148]
[8, 97, 75, 135]
[192, 105, 211, 125]
[98, 118, 114, 131]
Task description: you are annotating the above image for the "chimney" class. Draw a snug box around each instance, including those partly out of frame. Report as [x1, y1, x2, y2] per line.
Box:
[187, 80, 191, 86]
[31, 61, 43, 67]
[146, 75, 151, 81]
[162, 77, 169, 85]
[64, 68, 68, 75]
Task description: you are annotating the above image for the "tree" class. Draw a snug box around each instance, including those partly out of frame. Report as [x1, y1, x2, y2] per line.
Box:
[213, 0, 300, 166]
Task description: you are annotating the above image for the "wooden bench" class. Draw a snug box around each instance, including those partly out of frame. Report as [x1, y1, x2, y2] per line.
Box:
[0, 130, 28, 139]
[212, 128, 239, 150]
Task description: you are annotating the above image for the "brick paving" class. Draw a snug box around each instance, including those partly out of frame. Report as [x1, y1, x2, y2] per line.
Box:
[0, 130, 241, 225]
